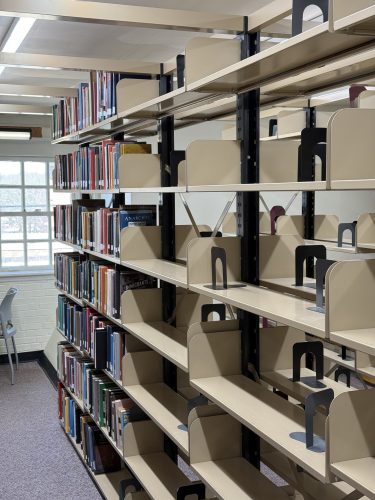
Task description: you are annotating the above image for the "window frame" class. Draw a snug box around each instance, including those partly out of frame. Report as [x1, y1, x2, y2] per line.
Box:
[0, 157, 66, 274]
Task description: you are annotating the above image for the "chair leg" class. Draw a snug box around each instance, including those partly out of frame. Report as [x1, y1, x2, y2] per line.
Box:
[11, 336, 18, 370]
[5, 338, 14, 385]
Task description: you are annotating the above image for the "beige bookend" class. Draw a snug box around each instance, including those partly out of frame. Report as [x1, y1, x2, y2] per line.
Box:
[119, 154, 161, 190]
[260, 326, 302, 373]
[185, 140, 241, 187]
[330, 0, 374, 27]
[356, 350, 375, 378]
[259, 234, 304, 279]
[116, 78, 159, 115]
[175, 225, 211, 261]
[123, 419, 164, 458]
[326, 260, 375, 356]
[122, 350, 163, 387]
[358, 90, 375, 109]
[327, 390, 375, 499]
[328, 109, 375, 188]
[120, 226, 161, 261]
[189, 330, 241, 380]
[260, 140, 300, 183]
[277, 109, 306, 137]
[187, 236, 241, 285]
[357, 213, 375, 248]
[189, 412, 289, 500]
[326, 259, 375, 333]
[185, 37, 240, 87]
[276, 215, 339, 242]
[121, 289, 163, 324]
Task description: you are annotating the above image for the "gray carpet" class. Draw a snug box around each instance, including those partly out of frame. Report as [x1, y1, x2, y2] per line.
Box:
[0, 361, 102, 500]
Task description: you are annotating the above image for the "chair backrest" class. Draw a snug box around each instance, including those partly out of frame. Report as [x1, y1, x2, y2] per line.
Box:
[0, 288, 18, 329]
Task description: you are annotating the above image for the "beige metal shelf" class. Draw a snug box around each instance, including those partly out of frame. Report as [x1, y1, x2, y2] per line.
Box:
[186, 23, 373, 94]
[122, 259, 188, 288]
[186, 181, 327, 192]
[331, 1, 375, 34]
[259, 277, 317, 301]
[123, 321, 188, 372]
[261, 368, 353, 405]
[125, 453, 190, 500]
[330, 329, 375, 358]
[190, 375, 326, 481]
[189, 283, 325, 338]
[125, 383, 189, 455]
[330, 459, 375, 500]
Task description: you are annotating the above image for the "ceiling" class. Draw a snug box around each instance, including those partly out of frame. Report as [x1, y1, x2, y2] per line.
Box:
[0, 0, 322, 120]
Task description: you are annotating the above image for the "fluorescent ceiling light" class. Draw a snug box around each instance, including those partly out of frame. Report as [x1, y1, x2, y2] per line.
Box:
[3, 18, 36, 53]
[0, 17, 36, 77]
[0, 130, 31, 140]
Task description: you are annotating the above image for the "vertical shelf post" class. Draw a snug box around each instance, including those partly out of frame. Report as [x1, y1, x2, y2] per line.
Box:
[159, 66, 178, 462]
[236, 18, 261, 469]
[302, 105, 316, 278]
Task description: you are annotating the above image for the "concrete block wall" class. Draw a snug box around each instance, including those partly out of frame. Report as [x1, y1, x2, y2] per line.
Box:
[0, 275, 57, 355]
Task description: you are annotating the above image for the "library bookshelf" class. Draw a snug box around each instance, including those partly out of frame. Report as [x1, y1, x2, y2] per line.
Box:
[52, 2, 375, 499]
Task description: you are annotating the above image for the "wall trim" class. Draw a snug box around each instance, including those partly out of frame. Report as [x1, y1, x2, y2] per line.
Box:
[0, 350, 58, 388]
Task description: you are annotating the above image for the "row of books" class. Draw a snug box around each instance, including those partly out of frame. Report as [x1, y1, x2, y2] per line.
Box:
[54, 203, 156, 258]
[55, 252, 155, 319]
[81, 260, 155, 319]
[59, 383, 122, 474]
[57, 295, 143, 380]
[58, 343, 146, 450]
[52, 71, 128, 139]
[55, 252, 83, 299]
[53, 142, 151, 191]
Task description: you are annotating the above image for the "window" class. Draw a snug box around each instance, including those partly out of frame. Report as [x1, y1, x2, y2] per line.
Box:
[0, 159, 70, 272]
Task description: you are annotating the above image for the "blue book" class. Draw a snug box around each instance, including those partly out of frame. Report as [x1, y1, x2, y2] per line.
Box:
[119, 207, 156, 230]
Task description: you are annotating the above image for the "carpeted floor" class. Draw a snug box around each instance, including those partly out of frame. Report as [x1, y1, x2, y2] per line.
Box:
[0, 361, 102, 500]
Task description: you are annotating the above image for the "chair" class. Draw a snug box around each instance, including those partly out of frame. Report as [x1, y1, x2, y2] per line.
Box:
[0, 288, 19, 385]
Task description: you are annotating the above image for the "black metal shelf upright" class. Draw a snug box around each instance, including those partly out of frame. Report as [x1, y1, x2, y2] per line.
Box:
[158, 66, 178, 463]
[236, 18, 261, 468]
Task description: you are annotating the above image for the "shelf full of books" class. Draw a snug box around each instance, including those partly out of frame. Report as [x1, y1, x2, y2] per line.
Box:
[52, 71, 129, 140]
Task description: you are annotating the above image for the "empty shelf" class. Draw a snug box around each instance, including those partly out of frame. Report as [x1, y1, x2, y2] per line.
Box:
[124, 383, 189, 455]
[331, 457, 375, 500]
[187, 23, 373, 93]
[323, 348, 355, 370]
[125, 452, 190, 500]
[330, 329, 375, 357]
[260, 277, 316, 301]
[189, 283, 326, 338]
[261, 368, 353, 405]
[123, 322, 188, 371]
[192, 457, 288, 500]
[122, 259, 188, 288]
[333, 4, 375, 34]
[190, 374, 326, 481]
[187, 181, 327, 192]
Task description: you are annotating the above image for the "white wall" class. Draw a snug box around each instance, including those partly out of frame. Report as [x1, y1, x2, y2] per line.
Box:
[0, 275, 58, 356]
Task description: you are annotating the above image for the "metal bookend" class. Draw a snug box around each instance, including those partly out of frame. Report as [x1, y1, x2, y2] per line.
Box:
[292, 0, 329, 36]
[270, 205, 286, 235]
[295, 245, 326, 286]
[211, 247, 228, 290]
[118, 478, 142, 500]
[293, 340, 324, 386]
[298, 128, 327, 182]
[176, 483, 206, 499]
[338, 221, 357, 247]
[201, 303, 226, 322]
[334, 366, 351, 388]
[305, 388, 334, 449]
